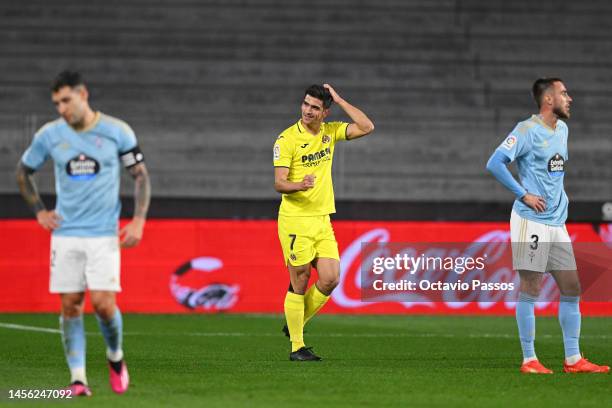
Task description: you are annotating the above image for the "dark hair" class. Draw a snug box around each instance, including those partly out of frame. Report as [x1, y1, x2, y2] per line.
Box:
[304, 84, 333, 109]
[532, 77, 563, 108]
[51, 70, 85, 92]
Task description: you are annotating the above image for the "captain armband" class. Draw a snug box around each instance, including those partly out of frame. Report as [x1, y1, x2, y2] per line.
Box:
[119, 146, 145, 168]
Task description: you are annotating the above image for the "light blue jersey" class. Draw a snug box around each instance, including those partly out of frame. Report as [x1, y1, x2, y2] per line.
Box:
[21, 112, 138, 237]
[496, 114, 569, 226]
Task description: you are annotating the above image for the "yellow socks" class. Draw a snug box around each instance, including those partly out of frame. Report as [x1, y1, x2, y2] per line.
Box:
[284, 285, 330, 352]
[303, 284, 330, 325]
[284, 292, 305, 352]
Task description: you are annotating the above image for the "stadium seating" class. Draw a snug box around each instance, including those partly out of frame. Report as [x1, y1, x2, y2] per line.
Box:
[1, 0, 610, 202]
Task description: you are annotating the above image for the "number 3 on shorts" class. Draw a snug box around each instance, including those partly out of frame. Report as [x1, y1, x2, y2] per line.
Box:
[530, 234, 539, 250]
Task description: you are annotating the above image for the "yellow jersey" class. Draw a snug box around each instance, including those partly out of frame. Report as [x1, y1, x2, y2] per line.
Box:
[273, 120, 348, 216]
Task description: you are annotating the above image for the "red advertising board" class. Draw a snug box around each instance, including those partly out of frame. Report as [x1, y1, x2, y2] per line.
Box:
[1, 219, 611, 315]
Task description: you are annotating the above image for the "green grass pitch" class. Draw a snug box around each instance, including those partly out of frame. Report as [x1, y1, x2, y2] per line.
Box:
[0, 314, 610, 407]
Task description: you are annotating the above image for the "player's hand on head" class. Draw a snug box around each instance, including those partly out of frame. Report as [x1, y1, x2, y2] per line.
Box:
[521, 193, 546, 213]
[36, 210, 61, 231]
[323, 84, 342, 103]
[120, 217, 146, 248]
[301, 174, 316, 190]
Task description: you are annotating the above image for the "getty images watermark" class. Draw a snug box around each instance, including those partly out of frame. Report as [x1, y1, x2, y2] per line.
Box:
[370, 252, 508, 291]
[360, 242, 612, 303]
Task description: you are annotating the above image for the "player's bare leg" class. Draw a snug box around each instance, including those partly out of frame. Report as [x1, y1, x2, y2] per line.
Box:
[518, 270, 542, 298]
[59, 293, 92, 395]
[550, 270, 609, 373]
[287, 263, 311, 295]
[61, 292, 85, 318]
[311, 257, 340, 296]
[91, 291, 130, 392]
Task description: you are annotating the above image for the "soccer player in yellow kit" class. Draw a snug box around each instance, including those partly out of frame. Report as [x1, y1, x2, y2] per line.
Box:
[273, 84, 374, 361]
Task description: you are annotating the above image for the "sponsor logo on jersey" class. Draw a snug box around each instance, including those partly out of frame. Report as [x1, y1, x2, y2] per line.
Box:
[547, 153, 565, 176]
[301, 147, 331, 167]
[322, 135, 331, 144]
[502, 135, 517, 150]
[66, 154, 100, 181]
[300, 143, 309, 148]
[273, 144, 281, 160]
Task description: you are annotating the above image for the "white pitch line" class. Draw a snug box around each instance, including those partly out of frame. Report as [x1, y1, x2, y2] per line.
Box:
[0, 322, 61, 334]
[130, 332, 612, 340]
[1, 322, 610, 340]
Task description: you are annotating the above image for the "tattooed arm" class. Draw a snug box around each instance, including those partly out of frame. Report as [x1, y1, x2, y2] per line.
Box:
[119, 162, 151, 248]
[16, 161, 61, 230]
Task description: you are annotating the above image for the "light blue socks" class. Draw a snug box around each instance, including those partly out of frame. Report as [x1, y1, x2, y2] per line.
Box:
[559, 295, 581, 363]
[96, 308, 124, 362]
[516, 292, 537, 361]
[60, 315, 87, 384]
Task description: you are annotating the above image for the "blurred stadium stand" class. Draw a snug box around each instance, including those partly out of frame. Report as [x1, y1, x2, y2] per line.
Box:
[1, 0, 611, 220]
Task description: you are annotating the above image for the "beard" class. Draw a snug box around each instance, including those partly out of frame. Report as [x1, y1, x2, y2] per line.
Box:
[65, 113, 86, 129]
[553, 105, 570, 119]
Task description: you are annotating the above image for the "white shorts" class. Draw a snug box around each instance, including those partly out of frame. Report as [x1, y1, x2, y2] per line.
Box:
[50, 235, 121, 293]
[510, 210, 577, 273]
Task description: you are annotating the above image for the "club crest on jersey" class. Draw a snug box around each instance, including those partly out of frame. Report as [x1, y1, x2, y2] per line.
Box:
[66, 154, 100, 181]
[322, 135, 331, 144]
[502, 135, 517, 150]
[548, 153, 565, 176]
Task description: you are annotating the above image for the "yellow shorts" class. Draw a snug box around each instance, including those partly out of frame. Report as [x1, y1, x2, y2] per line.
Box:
[277, 214, 340, 266]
